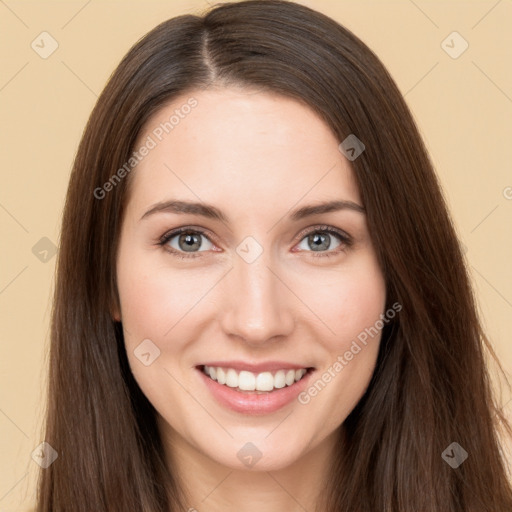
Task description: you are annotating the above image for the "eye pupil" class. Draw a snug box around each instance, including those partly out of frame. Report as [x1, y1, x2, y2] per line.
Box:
[309, 233, 330, 251]
[179, 233, 202, 252]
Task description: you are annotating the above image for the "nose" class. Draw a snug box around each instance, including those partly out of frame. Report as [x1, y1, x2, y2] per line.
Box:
[219, 247, 295, 346]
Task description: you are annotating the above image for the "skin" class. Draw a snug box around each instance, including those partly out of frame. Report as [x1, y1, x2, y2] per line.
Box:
[113, 86, 387, 511]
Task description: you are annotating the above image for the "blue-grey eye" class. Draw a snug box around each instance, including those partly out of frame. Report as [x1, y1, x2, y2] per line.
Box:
[167, 231, 214, 253]
[296, 231, 343, 252]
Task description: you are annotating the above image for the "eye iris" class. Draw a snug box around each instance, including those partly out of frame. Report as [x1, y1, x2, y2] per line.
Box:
[179, 232, 202, 252]
[309, 232, 330, 251]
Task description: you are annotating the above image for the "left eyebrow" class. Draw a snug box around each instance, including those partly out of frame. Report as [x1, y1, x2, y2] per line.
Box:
[289, 200, 366, 221]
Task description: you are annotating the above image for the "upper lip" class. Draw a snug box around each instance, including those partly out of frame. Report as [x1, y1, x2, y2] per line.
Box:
[198, 361, 314, 373]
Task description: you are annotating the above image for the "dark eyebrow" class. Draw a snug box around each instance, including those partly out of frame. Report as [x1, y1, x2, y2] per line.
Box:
[140, 200, 229, 222]
[140, 199, 365, 222]
[290, 200, 365, 220]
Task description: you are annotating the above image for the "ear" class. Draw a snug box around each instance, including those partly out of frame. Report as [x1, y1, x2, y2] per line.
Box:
[111, 308, 122, 323]
[110, 294, 122, 322]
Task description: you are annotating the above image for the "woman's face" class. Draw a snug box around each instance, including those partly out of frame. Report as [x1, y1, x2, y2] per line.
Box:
[114, 86, 386, 471]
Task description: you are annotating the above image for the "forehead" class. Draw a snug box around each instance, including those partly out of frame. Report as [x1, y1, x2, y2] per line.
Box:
[127, 87, 362, 218]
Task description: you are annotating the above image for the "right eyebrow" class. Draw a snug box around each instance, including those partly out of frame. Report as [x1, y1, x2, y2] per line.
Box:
[140, 200, 228, 222]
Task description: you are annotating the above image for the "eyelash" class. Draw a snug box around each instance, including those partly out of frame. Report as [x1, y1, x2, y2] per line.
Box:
[157, 225, 352, 260]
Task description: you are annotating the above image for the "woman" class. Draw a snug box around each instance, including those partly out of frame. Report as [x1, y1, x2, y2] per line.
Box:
[36, 0, 512, 510]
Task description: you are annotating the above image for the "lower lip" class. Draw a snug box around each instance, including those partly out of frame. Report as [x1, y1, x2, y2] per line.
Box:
[197, 367, 315, 415]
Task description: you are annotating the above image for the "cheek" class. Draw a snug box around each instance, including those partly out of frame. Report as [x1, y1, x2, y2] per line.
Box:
[294, 252, 386, 347]
[338, 270, 387, 340]
[116, 251, 205, 341]
[117, 270, 169, 339]
[116, 253, 193, 407]
[293, 252, 385, 414]
[116, 250, 222, 391]
[296, 264, 386, 433]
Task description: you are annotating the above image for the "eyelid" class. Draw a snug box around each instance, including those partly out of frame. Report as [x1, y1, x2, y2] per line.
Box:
[293, 224, 352, 245]
[158, 225, 220, 248]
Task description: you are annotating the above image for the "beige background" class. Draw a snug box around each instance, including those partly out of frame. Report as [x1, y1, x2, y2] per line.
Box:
[1, 0, 511, 509]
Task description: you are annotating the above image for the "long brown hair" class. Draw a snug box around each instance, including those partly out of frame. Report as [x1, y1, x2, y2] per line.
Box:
[37, 1, 512, 510]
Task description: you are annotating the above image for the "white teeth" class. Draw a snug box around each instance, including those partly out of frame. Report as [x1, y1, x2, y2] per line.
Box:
[217, 367, 226, 385]
[239, 371, 256, 391]
[285, 369, 296, 386]
[225, 368, 238, 388]
[274, 370, 286, 389]
[202, 365, 308, 392]
[255, 371, 274, 391]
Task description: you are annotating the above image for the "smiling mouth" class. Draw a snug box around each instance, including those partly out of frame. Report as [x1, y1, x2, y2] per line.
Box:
[197, 364, 314, 394]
